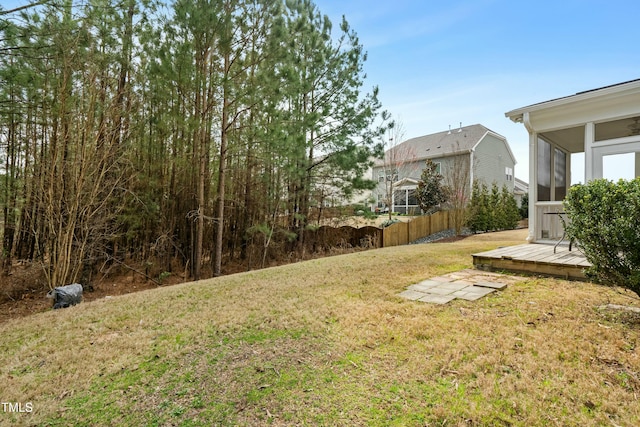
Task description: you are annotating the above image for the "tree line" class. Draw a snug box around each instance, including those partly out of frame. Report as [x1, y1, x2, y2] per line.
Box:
[0, 0, 389, 287]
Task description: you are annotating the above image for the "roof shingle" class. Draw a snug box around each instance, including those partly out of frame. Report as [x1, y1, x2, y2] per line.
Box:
[374, 124, 504, 166]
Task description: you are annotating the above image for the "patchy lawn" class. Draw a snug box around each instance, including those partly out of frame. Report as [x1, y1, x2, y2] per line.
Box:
[1, 229, 639, 426]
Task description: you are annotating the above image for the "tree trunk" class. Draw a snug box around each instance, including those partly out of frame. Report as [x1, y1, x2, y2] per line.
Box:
[214, 48, 230, 277]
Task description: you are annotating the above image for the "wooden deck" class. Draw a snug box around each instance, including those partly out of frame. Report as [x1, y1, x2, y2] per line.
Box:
[472, 243, 591, 281]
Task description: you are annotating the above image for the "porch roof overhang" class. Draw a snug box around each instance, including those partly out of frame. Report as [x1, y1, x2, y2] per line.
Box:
[505, 79, 640, 153]
[393, 177, 419, 190]
[505, 79, 640, 244]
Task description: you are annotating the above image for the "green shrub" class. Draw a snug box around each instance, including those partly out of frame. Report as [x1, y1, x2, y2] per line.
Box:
[564, 178, 640, 297]
[466, 181, 519, 233]
[380, 218, 400, 228]
[467, 180, 488, 233]
[501, 184, 520, 230]
[519, 193, 529, 219]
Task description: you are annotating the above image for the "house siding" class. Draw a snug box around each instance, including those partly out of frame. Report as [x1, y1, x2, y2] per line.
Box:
[440, 155, 470, 187]
[372, 155, 462, 213]
[370, 125, 516, 213]
[473, 134, 515, 191]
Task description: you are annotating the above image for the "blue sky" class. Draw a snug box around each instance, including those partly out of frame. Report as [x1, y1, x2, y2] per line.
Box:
[313, 0, 640, 181]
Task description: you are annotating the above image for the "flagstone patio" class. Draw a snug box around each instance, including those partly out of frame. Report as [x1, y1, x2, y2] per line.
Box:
[398, 269, 521, 304]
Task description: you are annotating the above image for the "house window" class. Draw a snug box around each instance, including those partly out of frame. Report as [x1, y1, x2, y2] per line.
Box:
[393, 189, 406, 206]
[407, 190, 418, 206]
[554, 149, 567, 200]
[391, 186, 419, 214]
[434, 162, 441, 174]
[378, 170, 385, 183]
[505, 167, 513, 181]
[537, 137, 569, 202]
[537, 138, 551, 201]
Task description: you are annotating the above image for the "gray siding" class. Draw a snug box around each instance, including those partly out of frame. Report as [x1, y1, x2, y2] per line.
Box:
[371, 131, 516, 212]
[372, 156, 463, 212]
[439, 155, 470, 188]
[473, 134, 516, 191]
[372, 161, 422, 210]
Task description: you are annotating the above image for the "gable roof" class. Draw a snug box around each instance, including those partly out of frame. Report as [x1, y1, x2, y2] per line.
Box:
[393, 177, 419, 189]
[374, 124, 510, 166]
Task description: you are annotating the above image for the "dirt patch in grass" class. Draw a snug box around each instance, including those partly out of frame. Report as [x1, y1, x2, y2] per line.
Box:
[0, 264, 178, 324]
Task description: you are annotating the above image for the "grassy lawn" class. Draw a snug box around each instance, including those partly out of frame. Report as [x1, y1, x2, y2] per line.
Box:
[1, 230, 639, 426]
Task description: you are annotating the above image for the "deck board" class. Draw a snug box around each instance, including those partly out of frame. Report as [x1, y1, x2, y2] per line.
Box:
[472, 243, 590, 281]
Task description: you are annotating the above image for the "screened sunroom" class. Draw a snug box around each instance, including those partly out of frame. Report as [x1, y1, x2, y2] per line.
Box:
[506, 79, 640, 243]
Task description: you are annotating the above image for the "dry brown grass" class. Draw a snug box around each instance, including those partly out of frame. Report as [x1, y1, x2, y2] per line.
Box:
[1, 229, 639, 426]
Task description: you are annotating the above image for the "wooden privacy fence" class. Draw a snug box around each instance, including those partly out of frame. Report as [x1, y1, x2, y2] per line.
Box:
[303, 210, 454, 250]
[382, 210, 452, 247]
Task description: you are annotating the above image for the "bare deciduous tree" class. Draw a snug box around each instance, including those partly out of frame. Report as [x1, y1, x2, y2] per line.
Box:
[380, 120, 421, 219]
[442, 143, 472, 235]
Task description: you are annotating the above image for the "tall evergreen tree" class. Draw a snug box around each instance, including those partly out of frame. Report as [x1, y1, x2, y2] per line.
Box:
[278, 0, 387, 248]
[501, 184, 520, 230]
[0, 0, 391, 285]
[488, 182, 503, 231]
[467, 180, 486, 233]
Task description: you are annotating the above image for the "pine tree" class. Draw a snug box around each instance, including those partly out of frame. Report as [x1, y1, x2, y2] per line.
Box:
[487, 182, 502, 230]
[0, 0, 150, 286]
[501, 184, 520, 230]
[467, 180, 485, 233]
[277, 1, 387, 249]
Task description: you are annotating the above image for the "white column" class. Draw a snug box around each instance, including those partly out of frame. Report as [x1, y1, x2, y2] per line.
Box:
[584, 122, 599, 181]
[567, 152, 572, 187]
[404, 189, 409, 213]
[524, 113, 536, 243]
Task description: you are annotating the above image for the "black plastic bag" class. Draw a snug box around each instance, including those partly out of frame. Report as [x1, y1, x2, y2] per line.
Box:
[46, 284, 83, 309]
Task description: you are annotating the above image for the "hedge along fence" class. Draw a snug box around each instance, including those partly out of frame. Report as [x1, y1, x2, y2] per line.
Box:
[382, 210, 453, 247]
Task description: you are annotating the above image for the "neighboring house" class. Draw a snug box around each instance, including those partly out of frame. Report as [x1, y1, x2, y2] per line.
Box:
[514, 177, 529, 207]
[372, 123, 517, 214]
[505, 78, 640, 243]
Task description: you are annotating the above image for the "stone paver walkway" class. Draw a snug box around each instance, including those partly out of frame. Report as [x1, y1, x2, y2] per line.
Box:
[398, 269, 521, 304]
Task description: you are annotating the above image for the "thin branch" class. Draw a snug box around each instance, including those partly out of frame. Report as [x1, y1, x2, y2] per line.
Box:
[0, 0, 50, 16]
[107, 256, 163, 287]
